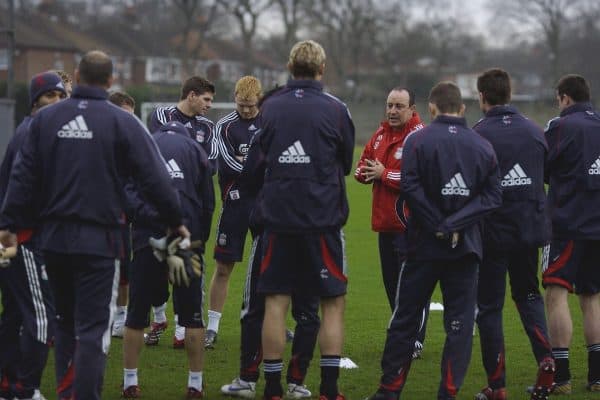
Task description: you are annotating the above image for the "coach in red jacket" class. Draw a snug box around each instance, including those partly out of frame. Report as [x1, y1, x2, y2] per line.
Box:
[355, 87, 424, 309]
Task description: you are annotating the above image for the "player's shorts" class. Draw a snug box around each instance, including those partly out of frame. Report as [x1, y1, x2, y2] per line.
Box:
[257, 229, 347, 298]
[172, 251, 205, 329]
[542, 239, 600, 294]
[125, 246, 170, 329]
[213, 195, 253, 263]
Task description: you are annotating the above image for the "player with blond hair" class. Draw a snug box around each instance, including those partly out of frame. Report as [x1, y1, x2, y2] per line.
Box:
[205, 76, 264, 348]
[241, 39, 354, 400]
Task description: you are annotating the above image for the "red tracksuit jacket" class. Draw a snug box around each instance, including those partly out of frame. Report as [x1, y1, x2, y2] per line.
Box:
[354, 113, 424, 232]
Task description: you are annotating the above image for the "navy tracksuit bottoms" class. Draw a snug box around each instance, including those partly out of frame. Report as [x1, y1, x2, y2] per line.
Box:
[379, 255, 478, 400]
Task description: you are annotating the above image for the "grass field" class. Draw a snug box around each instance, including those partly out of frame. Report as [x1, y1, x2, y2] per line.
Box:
[35, 146, 592, 400]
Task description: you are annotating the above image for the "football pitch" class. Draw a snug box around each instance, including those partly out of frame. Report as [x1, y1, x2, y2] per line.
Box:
[36, 148, 590, 399]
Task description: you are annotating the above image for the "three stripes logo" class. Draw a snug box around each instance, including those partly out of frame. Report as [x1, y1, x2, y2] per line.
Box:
[502, 163, 532, 187]
[589, 157, 600, 175]
[165, 159, 184, 179]
[57, 115, 93, 139]
[441, 172, 470, 196]
[278, 140, 311, 164]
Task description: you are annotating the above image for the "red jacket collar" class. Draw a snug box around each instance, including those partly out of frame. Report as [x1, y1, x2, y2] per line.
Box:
[380, 112, 423, 135]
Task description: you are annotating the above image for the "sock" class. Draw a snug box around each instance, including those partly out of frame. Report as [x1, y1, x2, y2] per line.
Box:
[153, 303, 167, 324]
[124, 368, 138, 388]
[263, 359, 283, 398]
[552, 347, 570, 383]
[588, 343, 600, 383]
[115, 306, 127, 323]
[320, 355, 341, 399]
[188, 371, 203, 390]
[174, 315, 185, 340]
[207, 310, 222, 333]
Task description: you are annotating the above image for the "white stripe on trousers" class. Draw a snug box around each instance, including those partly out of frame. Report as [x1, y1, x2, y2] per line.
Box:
[102, 259, 120, 355]
[240, 236, 259, 320]
[22, 246, 48, 343]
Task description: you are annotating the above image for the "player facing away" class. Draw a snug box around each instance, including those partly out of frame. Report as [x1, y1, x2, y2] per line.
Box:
[542, 74, 600, 394]
[242, 40, 355, 400]
[205, 76, 263, 348]
[108, 91, 136, 339]
[220, 86, 321, 399]
[0, 50, 190, 400]
[0, 71, 67, 400]
[366, 82, 502, 400]
[471, 68, 554, 400]
[354, 87, 429, 359]
[145, 76, 217, 348]
[121, 120, 215, 398]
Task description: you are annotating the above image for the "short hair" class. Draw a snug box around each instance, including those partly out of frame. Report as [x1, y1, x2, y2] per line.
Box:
[477, 68, 511, 106]
[181, 76, 215, 100]
[53, 70, 72, 86]
[109, 91, 135, 109]
[429, 81, 463, 114]
[235, 76, 262, 101]
[78, 50, 113, 86]
[391, 87, 416, 106]
[556, 74, 591, 102]
[288, 40, 326, 79]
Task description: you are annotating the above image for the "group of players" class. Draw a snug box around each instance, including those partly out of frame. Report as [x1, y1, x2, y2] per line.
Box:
[0, 37, 598, 400]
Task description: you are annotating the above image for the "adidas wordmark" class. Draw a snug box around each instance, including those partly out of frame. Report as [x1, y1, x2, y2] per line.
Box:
[165, 159, 184, 179]
[57, 115, 93, 139]
[441, 172, 470, 196]
[502, 163, 532, 186]
[278, 140, 311, 164]
[589, 157, 600, 175]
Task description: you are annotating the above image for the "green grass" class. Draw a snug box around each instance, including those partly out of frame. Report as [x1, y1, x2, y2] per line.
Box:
[35, 147, 590, 399]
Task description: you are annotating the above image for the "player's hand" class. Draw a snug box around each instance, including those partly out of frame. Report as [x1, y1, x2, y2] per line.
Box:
[0, 230, 16, 248]
[361, 159, 385, 182]
[0, 243, 16, 268]
[165, 236, 203, 287]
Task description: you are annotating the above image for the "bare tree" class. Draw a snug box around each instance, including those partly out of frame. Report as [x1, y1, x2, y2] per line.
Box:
[272, 0, 303, 50]
[172, 0, 220, 76]
[488, 0, 585, 81]
[302, 0, 381, 93]
[217, 0, 273, 75]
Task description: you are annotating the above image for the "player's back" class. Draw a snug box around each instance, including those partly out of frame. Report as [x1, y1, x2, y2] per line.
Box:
[256, 79, 355, 232]
[546, 102, 600, 239]
[473, 105, 550, 248]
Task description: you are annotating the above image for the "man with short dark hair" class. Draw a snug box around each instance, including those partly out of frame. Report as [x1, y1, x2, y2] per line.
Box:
[242, 39, 354, 400]
[472, 68, 554, 400]
[543, 73, 600, 394]
[0, 71, 67, 400]
[0, 50, 189, 400]
[367, 81, 502, 400]
[146, 76, 217, 347]
[109, 91, 136, 114]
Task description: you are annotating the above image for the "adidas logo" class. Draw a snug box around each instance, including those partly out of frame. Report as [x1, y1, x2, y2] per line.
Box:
[441, 172, 470, 196]
[589, 157, 600, 175]
[278, 140, 311, 164]
[501, 163, 532, 186]
[165, 159, 184, 179]
[57, 115, 93, 139]
[248, 124, 258, 131]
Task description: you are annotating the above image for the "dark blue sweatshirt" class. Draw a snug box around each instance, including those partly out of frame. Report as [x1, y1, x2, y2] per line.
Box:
[473, 105, 550, 249]
[401, 115, 502, 261]
[0, 86, 182, 257]
[241, 79, 355, 232]
[545, 102, 600, 239]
